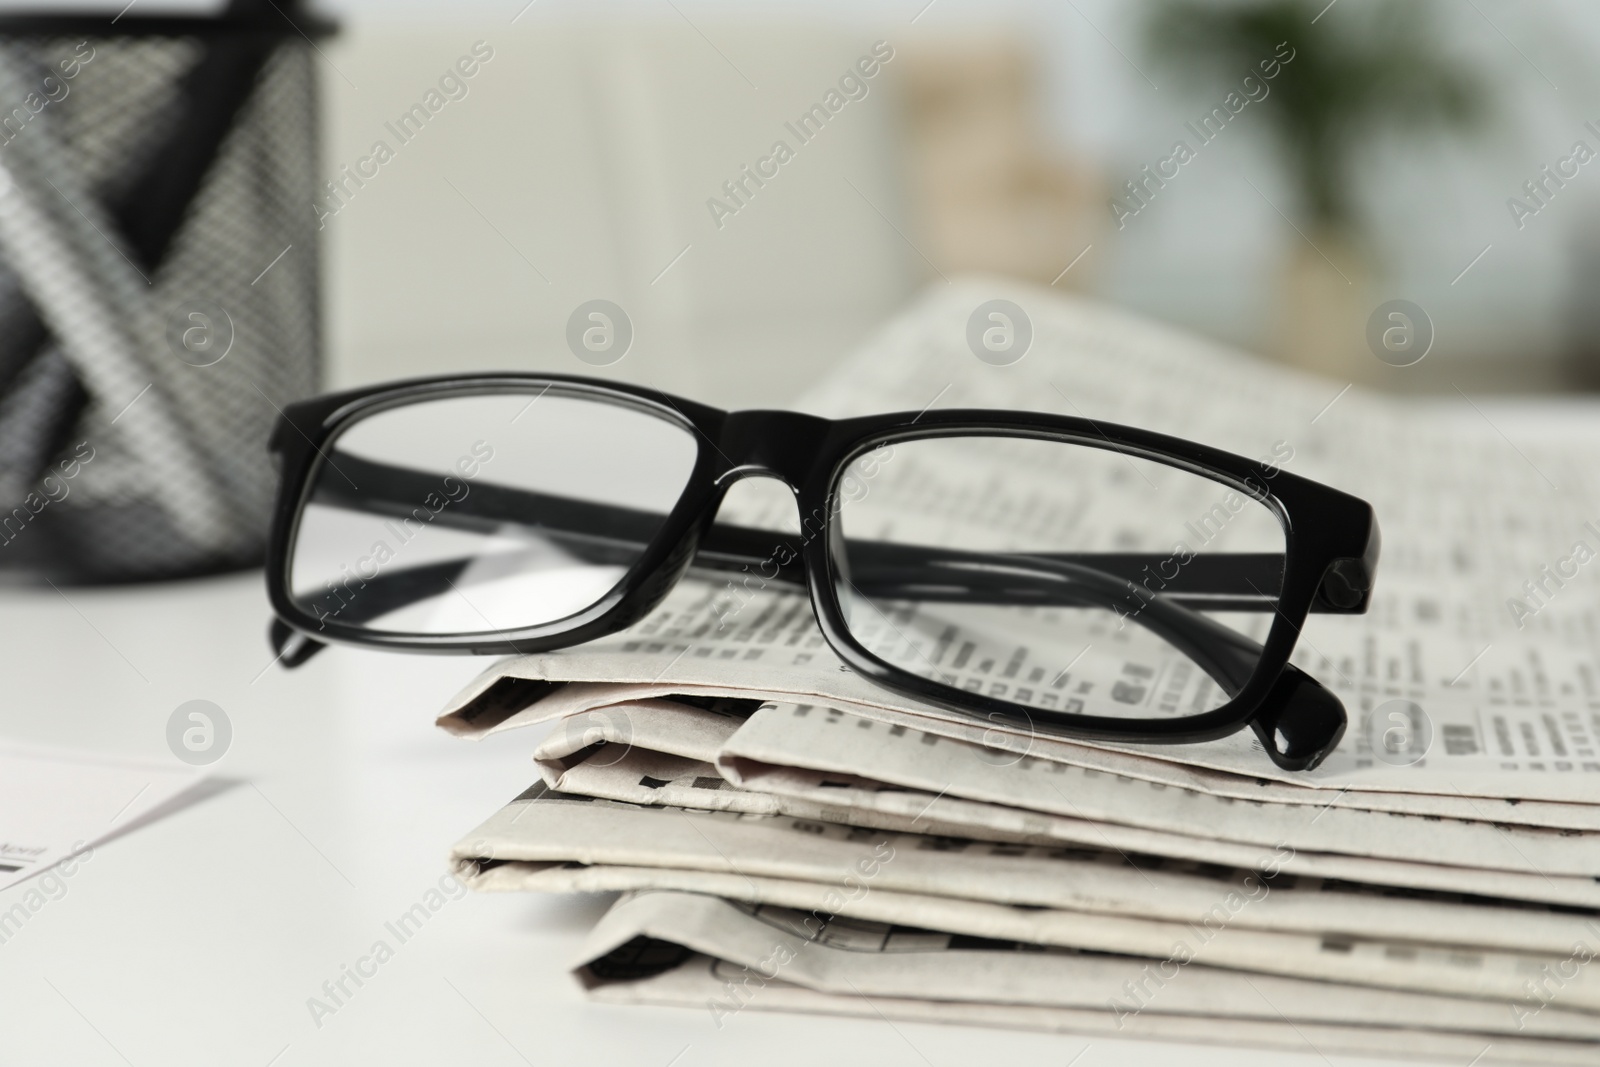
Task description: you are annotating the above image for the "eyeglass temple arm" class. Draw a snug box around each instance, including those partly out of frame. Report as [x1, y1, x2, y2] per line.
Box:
[307, 451, 1353, 603]
[884, 550, 1344, 770]
[277, 453, 1290, 643]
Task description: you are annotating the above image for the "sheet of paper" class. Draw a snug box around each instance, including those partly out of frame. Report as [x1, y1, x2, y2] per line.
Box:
[0, 739, 199, 890]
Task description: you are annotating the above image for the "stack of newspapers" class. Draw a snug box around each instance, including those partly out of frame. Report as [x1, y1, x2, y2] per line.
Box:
[442, 282, 1600, 1062]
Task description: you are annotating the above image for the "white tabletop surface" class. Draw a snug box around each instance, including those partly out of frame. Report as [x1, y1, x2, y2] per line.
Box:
[0, 563, 1434, 1067]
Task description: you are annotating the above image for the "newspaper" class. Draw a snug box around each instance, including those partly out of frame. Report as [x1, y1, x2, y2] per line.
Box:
[533, 729, 1600, 909]
[454, 697, 1600, 908]
[451, 786, 1600, 1009]
[572, 890, 1600, 1057]
[516, 696, 1597, 875]
[714, 703, 1598, 875]
[436, 591, 1600, 803]
[437, 280, 1600, 802]
[497, 686, 1600, 830]
[436, 281, 1600, 1051]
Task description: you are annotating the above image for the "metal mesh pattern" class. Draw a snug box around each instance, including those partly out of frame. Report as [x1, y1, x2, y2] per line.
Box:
[0, 34, 320, 581]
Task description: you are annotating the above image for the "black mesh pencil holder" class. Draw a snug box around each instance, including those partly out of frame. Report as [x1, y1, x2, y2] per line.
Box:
[0, 1, 335, 582]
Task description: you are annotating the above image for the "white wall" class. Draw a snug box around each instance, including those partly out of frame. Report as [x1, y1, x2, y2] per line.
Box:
[311, 0, 1600, 389]
[317, 12, 915, 406]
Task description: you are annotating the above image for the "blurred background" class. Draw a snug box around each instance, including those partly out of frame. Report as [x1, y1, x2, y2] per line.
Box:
[2, 0, 1598, 580]
[301, 0, 1600, 401]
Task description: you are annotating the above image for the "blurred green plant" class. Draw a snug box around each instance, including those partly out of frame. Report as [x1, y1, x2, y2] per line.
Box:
[1143, 0, 1488, 231]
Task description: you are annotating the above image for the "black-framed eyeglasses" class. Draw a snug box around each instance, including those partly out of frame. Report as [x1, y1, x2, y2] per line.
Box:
[263, 373, 1379, 772]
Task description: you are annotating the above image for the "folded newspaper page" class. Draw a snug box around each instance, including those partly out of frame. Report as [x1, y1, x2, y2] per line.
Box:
[438, 280, 1600, 805]
[436, 587, 1600, 802]
[714, 703, 1596, 875]
[512, 696, 1596, 875]
[448, 675, 1600, 827]
[525, 714, 1600, 909]
[505, 687, 1600, 829]
[573, 891, 1600, 1063]
[451, 786, 1600, 1009]
[440, 686, 1600, 906]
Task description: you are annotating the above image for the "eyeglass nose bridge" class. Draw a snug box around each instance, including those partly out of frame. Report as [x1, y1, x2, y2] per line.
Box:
[714, 409, 834, 488]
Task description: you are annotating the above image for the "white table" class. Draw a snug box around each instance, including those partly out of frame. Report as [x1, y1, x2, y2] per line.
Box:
[0, 567, 1421, 1067]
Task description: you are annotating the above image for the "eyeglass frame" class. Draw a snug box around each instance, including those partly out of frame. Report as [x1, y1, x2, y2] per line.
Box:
[264, 372, 1380, 772]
